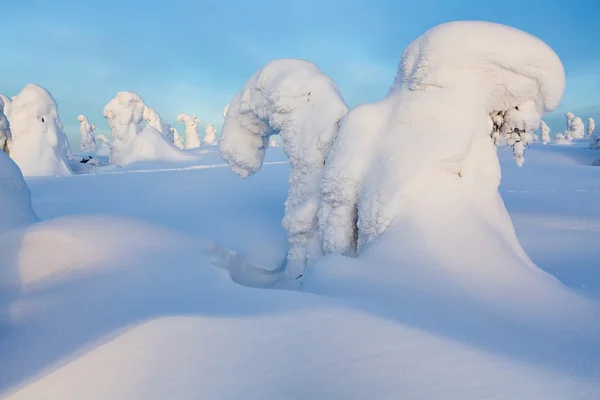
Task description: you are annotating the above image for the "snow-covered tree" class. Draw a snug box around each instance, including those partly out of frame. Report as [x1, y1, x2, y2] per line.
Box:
[221, 21, 565, 281]
[177, 113, 201, 149]
[269, 138, 278, 147]
[0, 97, 11, 154]
[8, 84, 72, 177]
[171, 127, 185, 149]
[220, 59, 349, 279]
[95, 134, 112, 156]
[203, 123, 217, 145]
[223, 104, 230, 119]
[587, 117, 595, 136]
[103, 91, 145, 165]
[143, 105, 174, 143]
[540, 120, 551, 144]
[569, 116, 585, 139]
[78, 114, 96, 152]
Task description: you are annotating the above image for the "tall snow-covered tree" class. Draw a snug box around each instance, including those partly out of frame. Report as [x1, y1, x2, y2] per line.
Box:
[103, 91, 145, 165]
[78, 114, 96, 152]
[177, 113, 201, 149]
[587, 117, 595, 136]
[540, 120, 551, 144]
[203, 123, 217, 145]
[171, 127, 185, 149]
[0, 96, 11, 154]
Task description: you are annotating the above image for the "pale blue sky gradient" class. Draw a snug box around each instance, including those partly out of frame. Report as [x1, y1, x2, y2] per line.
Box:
[2, 0, 599, 147]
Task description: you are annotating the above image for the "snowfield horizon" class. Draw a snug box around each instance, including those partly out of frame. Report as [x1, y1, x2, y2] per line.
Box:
[1, 20, 599, 400]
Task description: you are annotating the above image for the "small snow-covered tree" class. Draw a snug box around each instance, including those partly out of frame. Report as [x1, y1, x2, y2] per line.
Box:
[103, 91, 145, 165]
[0, 96, 11, 154]
[587, 117, 595, 136]
[269, 138, 278, 147]
[540, 120, 551, 144]
[78, 114, 96, 152]
[569, 116, 585, 139]
[489, 102, 540, 166]
[203, 123, 217, 145]
[177, 113, 201, 149]
[171, 127, 185, 149]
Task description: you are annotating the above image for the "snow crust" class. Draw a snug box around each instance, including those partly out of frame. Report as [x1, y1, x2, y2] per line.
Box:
[219, 59, 348, 278]
[8, 84, 71, 177]
[103, 92, 145, 165]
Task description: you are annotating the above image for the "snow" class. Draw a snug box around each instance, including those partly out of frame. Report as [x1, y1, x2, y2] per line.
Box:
[0, 143, 598, 400]
[0, 94, 12, 119]
[103, 91, 145, 165]
[7, 84, 71, 177]
[143, 105, 174, 142]
[0, 97, 11, 153]
[219, 58, 348, 279]
[177, 113, 201, 149]
[78, 114, 96, 152]
[120, 126, 197, 166]
[540, 120, 551, 144]
[203, 123, 217, 145]
[0, 151, 37, 233]
[171, 127, 185, 149]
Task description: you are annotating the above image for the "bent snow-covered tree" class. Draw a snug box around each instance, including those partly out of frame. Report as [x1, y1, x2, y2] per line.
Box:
[78, 114, 96, 152]
[177, 114, 201, 149]
[103, 91, 145, 165]
[9, 84, 72, 177]
[220, 59, 349, 279]
[0, 97, 11, 154]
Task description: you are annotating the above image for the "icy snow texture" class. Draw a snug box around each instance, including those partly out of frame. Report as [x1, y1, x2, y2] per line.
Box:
[317, 22, 564, 263]
[219, 59, 348, 278]
[78, 114, 96, 152]
[0, 97, 11, 154]
[8, 84, 71, 177]
[121, 126, 195, 166]
[0, 151, 37, 232]
[171, 127, 185, 149]
[143, 105, 174, 143]
[203, 123, 217, 145]
[540, 120, 551, 144]
[177, 114, 201, 149]
[103, 92, 145, 165]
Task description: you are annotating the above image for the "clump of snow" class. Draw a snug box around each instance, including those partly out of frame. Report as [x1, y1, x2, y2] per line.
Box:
[78, 114, 96, 152]
[0, 97, 11, 154]
[103, 92, 145, 165]
[120, 126, 195, 166]
[540, 120, 551, 144]
[220, 59, 348, 278]
[171, 127, 185, 149]
[0, 94, 12, 120]
[177, 114, 201, 149]
[8, 84, 72, 177]
[0, 150, 37, 232]
[203, 123, 217, 145]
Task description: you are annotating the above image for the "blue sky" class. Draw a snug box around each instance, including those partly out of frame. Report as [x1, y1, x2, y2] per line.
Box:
[2, 0, 599, 147]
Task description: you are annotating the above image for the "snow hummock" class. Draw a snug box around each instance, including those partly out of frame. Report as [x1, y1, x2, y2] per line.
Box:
[143, 105, 174, 143]
[177, 114, 201, 149]
[120, 126, 196, 166]
[0, 150, 37, 233]
[7, 84, 72, 177]
[78, 114, 96, 152]
[203, 123, 217, 145]
[103, 92, 145, 165]
[219, 59, 348, 278]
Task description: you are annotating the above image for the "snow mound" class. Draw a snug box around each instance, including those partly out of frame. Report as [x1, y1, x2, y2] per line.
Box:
[121, 126, 196, 166]
[7, 84, 71, 177]
[219, 58, 348, 278]
[0, 151, 37, 233]
[103, 92, 145, 165]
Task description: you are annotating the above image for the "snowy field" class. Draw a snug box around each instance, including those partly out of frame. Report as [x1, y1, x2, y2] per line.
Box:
[0, 142, 599, 400]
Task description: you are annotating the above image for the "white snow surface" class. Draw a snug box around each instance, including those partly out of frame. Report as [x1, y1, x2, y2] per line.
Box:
[0, 151, 37, 233]
[120, 126, 197, 166]
[219, 58, 349, 278]
[7, 84, 71, 177]
[0, 144, 598, 400]
[103, 91, 145, 165]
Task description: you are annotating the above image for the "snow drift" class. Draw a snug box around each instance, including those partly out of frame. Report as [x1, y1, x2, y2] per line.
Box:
[219, 59, 349, 278]
[120, 126, 196, 166]
[7, 84, 71, 177]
